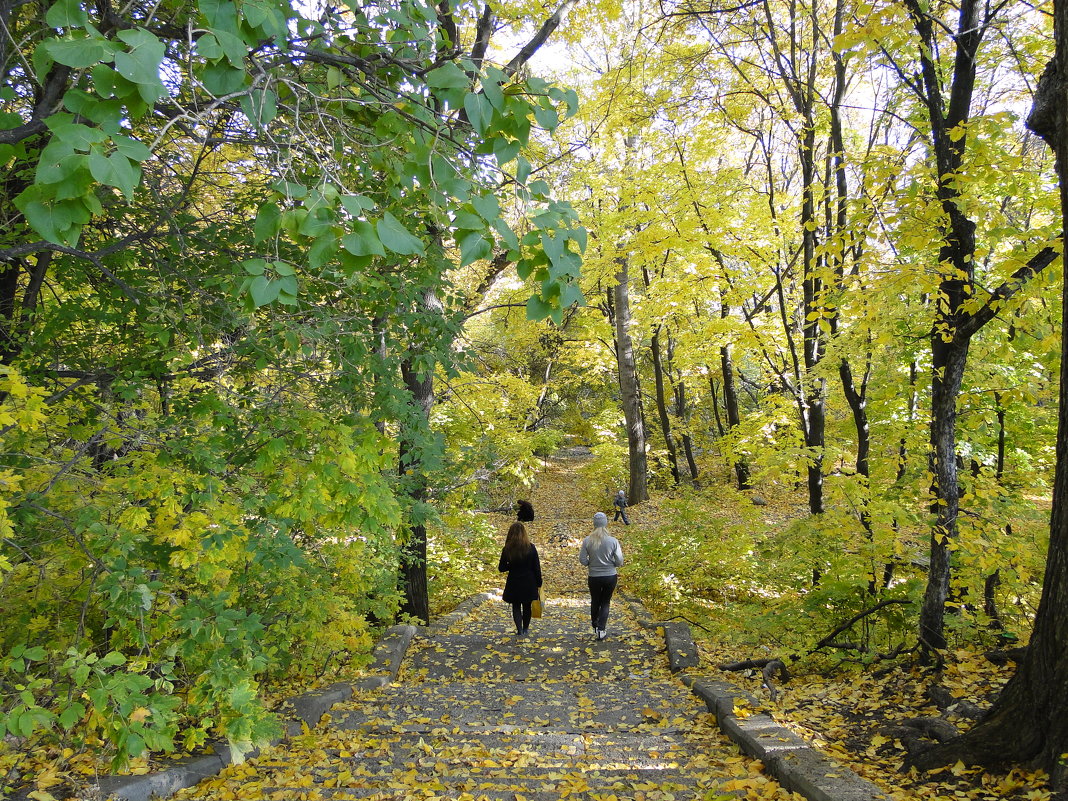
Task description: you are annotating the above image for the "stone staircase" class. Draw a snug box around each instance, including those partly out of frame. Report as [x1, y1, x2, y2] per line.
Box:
[177, 595, 798, 801]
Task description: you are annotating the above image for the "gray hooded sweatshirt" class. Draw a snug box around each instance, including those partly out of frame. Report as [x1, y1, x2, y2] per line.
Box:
[580, 532, 624, 578]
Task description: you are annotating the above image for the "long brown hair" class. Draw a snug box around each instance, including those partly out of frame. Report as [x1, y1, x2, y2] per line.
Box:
[502, 522, 532, 561]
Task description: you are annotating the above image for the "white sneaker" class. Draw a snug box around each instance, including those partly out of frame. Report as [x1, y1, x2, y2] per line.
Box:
[596, 629, 607, 641]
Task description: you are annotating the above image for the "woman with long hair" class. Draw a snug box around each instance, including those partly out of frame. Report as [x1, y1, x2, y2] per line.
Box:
[579, 512, 624, 641]
[498, 522, 542, 636]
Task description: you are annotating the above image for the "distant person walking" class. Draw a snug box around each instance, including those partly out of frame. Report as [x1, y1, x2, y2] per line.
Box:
[580, 512, 624, 641]
[612, 490, 630, 524]
[498, 522, 542, 636]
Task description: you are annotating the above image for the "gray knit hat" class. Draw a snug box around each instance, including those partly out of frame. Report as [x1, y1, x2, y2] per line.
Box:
[593, 512, 608, 528]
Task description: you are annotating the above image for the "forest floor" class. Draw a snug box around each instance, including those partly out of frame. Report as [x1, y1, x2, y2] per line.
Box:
[522, 452, 1053, 801]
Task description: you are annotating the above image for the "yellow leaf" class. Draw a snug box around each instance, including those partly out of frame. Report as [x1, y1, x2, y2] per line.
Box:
[129, 706, 151, 723]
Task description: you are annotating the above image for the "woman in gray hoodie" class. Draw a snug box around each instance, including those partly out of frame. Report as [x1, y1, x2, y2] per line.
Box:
[579, 512, 624, 641]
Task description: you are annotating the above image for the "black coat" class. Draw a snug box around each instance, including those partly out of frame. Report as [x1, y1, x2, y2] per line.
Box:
[499, 544, 542, 603]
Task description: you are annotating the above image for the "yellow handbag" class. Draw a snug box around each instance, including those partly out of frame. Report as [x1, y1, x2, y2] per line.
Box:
[531, 591, 543, 618]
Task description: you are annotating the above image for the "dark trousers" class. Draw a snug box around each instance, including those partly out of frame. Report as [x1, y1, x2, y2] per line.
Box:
[613, 508, 630, 524]
[588, 574, 618, 630]
[511, 601, 532, 632]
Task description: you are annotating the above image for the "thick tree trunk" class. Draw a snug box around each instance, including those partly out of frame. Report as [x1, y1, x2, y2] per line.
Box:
[614, 258, 648, 503]
[911, 17, 1068, 786]
[912, 254, 1068, 786]
[905, 0, 980, 650]
[651, 325, 680, 485]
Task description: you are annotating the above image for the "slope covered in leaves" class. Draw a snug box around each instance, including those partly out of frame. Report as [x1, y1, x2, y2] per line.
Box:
[176, 587, 806, 800]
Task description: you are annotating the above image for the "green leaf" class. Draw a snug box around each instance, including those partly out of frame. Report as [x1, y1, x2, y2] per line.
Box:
[472, 193, 500, 222]
[514, 155, 531, 185]
[14, 190, 80, 245]
[425, 62, 469, 91]
[111, 134, 152, 162]
[200, 0, 240, 32]
[242, 258, 266, 275]
[494, 138, 522, 166]
[376, 212, 424, 256]
[482, 77, 504, 111]
[47, 117, 105, 151]
[88, 148, 140, 199]
[212, 28, 248, 66]
[44, 37, 113, 69]
[458, 231, 491, 267]
[327, 66, 343, 90]
[340, 195, 374, 216]
[113, 29, 167, 103]
[341, 221, 385, 257]
[253, 203, 281, 242]
[45, 0, 89, 27]
[533, 104, 559, 131]
[36, 139, 78, 183]
[569, 226, 588, 253]
[526, 294, 555, 321]
[559, 281, 585, 309]
[99, 651, 126, 667]
[249, 275, 279, 306]
[201, 62, 246, 95]
[196, 32, 224, 61]
[272, 180, 307, 199]
[492, 218, 520, 251]
[308, 232, 338, 269]
[59, 702, 85, 729]
[464, 92, 490, 135]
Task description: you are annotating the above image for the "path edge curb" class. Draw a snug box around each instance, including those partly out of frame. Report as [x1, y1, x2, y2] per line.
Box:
[625, 595, 890, 801]
[89, 597, 496, 801]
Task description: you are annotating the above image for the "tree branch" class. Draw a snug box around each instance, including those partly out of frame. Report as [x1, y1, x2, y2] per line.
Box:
[503, 0, 580, 78]
[956, 244, 1060, 340]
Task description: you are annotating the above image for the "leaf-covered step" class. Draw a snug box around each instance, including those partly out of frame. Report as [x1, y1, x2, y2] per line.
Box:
[331, 682, 703, 729]
[402, 633, 663, 682]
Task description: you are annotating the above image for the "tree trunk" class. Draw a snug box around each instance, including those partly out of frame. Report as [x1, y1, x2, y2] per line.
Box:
[651, 325, 681, 485]
[919, 338, 970, 649]
[911, 16, 1068, 785]
[911, 252, 1068, 786]
[397, 288, 439, 625]
[614, 257, 648, 503]
[675, 381, 700, 481]
[714, 279, 751, 490]
[708, 372, 725, 438]
[720, 344, 750, 489]
[799, 118, 826, 516]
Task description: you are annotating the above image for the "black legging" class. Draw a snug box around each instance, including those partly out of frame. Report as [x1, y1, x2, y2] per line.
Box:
[588, 574, 618, 630]
[512, 601, 532, 632]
